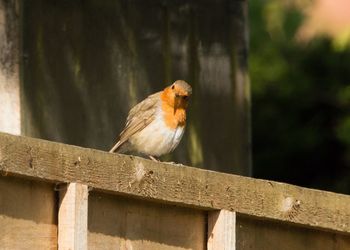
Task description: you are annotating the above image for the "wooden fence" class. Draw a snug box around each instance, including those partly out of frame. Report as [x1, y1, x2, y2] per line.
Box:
[0, 132, 350, 249]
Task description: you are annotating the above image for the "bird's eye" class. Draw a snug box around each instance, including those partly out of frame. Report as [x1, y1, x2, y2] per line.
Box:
[171, 85, 175, 89]
[183, 95, 188, 100]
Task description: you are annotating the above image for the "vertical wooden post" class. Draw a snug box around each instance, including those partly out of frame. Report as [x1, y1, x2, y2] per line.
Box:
[58, 183, 89, 250]
[0, 0, 21, 135]
[208, 210, 236, 250]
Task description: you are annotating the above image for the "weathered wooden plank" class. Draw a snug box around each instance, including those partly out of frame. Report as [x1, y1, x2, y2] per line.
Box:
[0, 0, 21, 135]
[58, 183, 88, 250]
[0, 175, 57, 250]
[0, 132, 350, 234]
[236, 215, 350, 250]
[88, 191, 206, 250]
[208, 210, 236, 250]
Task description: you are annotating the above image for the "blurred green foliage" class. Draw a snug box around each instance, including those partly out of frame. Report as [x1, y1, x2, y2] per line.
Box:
[250, 0, 350, 194]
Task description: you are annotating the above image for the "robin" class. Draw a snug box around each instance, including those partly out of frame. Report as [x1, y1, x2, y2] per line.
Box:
[109, 80, 192, 161]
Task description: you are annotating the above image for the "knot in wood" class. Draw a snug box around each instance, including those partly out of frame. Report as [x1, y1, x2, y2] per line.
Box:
[134, 162, 146, 182]
[281, 196, 301, 219]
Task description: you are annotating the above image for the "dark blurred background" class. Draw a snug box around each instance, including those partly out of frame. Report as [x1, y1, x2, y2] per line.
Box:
[250, 0, 350, 194]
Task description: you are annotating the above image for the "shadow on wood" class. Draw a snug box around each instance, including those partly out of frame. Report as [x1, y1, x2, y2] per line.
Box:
[88, 191, 206, 249]
[0, 176, 57, 249]
[237, 215, 350, 250]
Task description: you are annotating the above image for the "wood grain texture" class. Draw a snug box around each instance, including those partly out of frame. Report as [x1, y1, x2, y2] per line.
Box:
[0, 175, 57, 250]
[208, 210, 236, 250]
[236, 215, 350, 250]
[58, 183, 88, 250]
[0, 132, 350, 234]
[88, 191, 206, 250]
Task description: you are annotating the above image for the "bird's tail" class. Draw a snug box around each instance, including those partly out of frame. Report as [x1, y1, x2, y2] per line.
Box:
[109, 141, 122, 153]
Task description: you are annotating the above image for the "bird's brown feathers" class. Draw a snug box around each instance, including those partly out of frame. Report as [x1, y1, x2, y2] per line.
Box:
[109, 92, 160, 153]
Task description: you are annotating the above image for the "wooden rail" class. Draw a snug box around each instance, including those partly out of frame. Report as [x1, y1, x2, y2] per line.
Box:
[1, 132, 350, 249]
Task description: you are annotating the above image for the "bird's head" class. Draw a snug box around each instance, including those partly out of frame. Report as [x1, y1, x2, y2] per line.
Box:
[163, 80, 192, 111]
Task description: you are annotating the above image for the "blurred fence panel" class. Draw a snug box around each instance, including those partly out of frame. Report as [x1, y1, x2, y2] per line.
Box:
[21, 0, 251, 175]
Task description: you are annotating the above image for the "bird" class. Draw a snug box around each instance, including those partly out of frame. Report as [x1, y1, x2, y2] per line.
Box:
[109, 80, 192, 161]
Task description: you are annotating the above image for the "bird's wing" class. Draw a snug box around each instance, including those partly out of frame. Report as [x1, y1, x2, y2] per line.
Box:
[109, 92, 161, 153]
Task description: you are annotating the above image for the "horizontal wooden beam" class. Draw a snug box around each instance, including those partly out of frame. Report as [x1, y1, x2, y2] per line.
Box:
[0, 132, 349, 234]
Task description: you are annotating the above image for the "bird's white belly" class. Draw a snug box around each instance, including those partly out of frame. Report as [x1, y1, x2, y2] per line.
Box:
[129, 116, 185, 156]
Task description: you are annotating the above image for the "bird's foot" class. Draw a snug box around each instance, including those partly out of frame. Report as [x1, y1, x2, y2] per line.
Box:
[165, 161, 184, 166]
[148, 156, 183, 166]
[149, 155, 160, 162]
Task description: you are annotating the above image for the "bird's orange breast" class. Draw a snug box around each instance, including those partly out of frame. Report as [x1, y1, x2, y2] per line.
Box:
[160, 89, 187, 129]
[161, 104, 186, 129]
